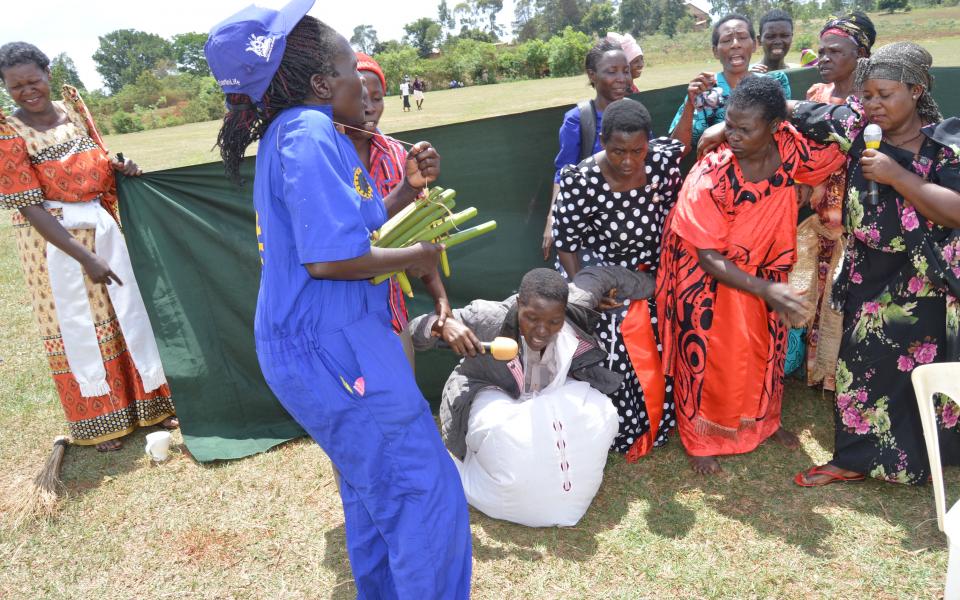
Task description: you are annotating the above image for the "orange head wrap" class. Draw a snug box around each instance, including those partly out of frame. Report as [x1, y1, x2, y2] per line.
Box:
[356, 52, 387, 93]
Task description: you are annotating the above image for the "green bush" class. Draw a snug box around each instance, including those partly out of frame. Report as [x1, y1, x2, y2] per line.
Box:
[374, 47, 421, 94]
[794, 33, 815, 52]
[111, 111, 143, 134]
[93, 116, 111, 135]
[162, 115, 186, 128]
[445, 39, 500, 85]
[520, 39, 550, 78]
[546, 27, 591, 78]
[180, 76, 225, 123]
[497, 46, 525, 80]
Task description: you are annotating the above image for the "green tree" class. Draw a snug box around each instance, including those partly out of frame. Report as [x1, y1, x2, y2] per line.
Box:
[512, 0, 543, 41]
[581, 1, 616, 37]
[438, 0, 456, 31]
[404, 18, 443, 57]
[659, 0, 687, 37]
[546, 26, 592, 77]
[350, 25, 380, 54]
[373, 39, 406, 54]
[541, 0, 587, 38]
[444, 38, 499, 84]
[879, 0, 909, 11]
[93, 29, 173, 93]
[181, 76, 225, 123]
[49, 53, 86, 93]
[619, 0, 654, 37]
[521, 39, 550, 77]
[472, 0, 505, 37]
[373, 46, 421, 92]
[172, 32, 209, 75]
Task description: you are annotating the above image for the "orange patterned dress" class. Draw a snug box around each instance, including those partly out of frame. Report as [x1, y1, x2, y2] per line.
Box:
[0, 86, 174, 445]
[656, 123, 844, 457]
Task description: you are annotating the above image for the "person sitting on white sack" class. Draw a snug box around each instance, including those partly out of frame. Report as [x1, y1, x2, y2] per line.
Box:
[409, 266, 654, 527]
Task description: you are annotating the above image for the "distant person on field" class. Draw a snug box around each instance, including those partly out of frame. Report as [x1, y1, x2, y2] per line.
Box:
[750, 9, 796, 74]
[541, 37, 630, 259]
[669, 13, 791, 152]
[345, 52, 451, 364]
[399, 78, 411, 112]
[0, 42, 178, 451]
[413, 76, 425, 110]
[606, 32, 644, 93]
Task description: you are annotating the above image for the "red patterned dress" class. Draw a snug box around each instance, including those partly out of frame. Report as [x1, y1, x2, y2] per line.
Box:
[802, 82, 850, 390]
[367, 131, 411, 333]
[656, 123, 843, 457]
[0, 86, 174, 445]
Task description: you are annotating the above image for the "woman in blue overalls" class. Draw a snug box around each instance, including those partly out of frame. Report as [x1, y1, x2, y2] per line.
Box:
[204, 2, 472, 597]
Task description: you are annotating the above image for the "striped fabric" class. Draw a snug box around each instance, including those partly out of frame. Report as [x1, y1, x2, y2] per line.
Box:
[369, 132, 410, 333]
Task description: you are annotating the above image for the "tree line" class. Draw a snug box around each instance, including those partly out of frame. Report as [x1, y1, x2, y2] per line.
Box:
[2, 0, 946, 134]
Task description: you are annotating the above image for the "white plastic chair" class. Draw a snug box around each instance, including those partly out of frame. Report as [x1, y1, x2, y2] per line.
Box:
[911, 362, 960, 599]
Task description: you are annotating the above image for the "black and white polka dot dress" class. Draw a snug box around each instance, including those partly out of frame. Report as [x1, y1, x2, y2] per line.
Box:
[552, 137, 684, 454]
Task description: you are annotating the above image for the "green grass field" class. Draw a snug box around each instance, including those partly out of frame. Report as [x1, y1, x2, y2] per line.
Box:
[3, 7, 960, 598]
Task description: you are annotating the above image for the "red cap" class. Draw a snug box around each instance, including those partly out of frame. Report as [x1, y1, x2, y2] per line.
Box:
[356, 52, 387, 93]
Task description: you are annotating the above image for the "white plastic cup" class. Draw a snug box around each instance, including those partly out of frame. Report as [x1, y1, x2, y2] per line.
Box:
[145, 431, 172, 461]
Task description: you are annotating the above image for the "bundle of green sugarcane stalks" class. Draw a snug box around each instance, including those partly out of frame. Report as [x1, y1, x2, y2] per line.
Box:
[371, 186, 497, 296]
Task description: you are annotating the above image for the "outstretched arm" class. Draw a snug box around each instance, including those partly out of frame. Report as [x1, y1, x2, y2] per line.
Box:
[697, 249, 810, 327]
[568, 265, 655, 309]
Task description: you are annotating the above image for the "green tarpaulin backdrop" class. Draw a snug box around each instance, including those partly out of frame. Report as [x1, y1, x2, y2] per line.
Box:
[119, 68, 960, 462]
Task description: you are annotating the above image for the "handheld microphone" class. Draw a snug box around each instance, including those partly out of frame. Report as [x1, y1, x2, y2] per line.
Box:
[863, 124, 883, 206]
[437, 336, 519, 361]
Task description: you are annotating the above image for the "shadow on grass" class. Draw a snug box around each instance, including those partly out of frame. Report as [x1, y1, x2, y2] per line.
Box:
[635, 381, 953, 557]
[59, 424, 177, 498]
[461, 381, 956, 563]
[322, 524, 357, 600]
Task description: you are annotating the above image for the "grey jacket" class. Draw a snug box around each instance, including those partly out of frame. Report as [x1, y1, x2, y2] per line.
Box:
[409, 266, 655, 459]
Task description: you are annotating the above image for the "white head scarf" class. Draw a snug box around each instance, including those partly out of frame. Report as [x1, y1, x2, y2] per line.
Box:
[605, 32, 644, 63]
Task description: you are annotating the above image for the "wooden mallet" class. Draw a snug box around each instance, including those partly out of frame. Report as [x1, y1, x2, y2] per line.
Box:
[439, 336, 518, 361]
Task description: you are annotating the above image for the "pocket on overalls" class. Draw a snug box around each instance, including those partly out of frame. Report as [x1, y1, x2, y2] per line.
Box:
[340, 311, 429, 432]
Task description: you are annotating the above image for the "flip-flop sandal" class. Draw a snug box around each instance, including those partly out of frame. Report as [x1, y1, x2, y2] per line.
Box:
[160, 416, 180, 430]
[794, 466, 865, 487]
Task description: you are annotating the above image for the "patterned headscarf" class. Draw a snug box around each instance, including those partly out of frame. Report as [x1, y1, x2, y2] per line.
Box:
[820, 11, 876, 55]
[856, 42, 942, 124]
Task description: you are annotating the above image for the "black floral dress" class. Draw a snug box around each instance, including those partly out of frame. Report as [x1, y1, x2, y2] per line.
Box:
[793, 101, 960, 484]
[552, 137, 684, 454]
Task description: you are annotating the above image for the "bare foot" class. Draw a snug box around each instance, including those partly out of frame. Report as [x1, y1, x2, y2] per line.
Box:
[771, 427, 800, 450]
[96, 439, 123, 452]
[689, 455, 722, 475]
[160, 416, 180, 430]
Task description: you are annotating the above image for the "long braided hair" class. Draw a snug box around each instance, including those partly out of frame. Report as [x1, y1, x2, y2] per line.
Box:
[215, 16, 340, 183]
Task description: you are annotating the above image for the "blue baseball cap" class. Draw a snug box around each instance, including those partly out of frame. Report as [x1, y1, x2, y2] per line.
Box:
[204, 0, 315, 102]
